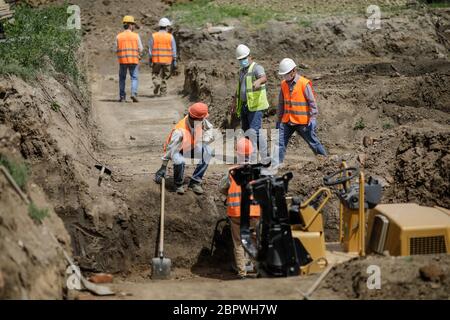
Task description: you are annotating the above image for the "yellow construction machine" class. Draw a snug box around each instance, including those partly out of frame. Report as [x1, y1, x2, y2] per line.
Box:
[288, 161, 450, 276]
[230, 161, 450, 277]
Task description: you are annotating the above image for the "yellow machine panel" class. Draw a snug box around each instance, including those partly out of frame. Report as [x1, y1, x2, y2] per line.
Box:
[367, 203, 450, 256]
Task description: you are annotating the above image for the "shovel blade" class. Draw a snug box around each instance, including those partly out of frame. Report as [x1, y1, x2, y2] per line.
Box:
[152, 257, 171, 279]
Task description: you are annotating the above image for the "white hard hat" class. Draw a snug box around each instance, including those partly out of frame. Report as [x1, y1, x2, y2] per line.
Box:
[159, 17, 172, 27]
[236, 44, 250, 60]
[278, 58, 297, 75]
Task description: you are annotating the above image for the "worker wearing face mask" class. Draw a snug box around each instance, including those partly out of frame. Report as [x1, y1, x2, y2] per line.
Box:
[230, 44, 270, 164]
[272, 58, 327, 168]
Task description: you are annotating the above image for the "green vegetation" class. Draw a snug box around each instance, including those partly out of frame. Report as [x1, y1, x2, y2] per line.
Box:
[0, 4, 82, 82]
[167, 0, 288, 27]
[382, 121, 394, 130]
[51, 101, 61, 112]
[421, 0, 450, 8]
[28, 202, 49, 223]
[353, 118, 366, 130]
[0, 155, 29, 189]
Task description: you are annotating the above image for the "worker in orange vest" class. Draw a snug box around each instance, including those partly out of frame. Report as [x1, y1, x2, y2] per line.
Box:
[154, 103, 214, 195]
[149, 17, 177, 97]
[272, 58, 327, 168]
[219, 138, 260, 279]
[116, 15, 143, 103]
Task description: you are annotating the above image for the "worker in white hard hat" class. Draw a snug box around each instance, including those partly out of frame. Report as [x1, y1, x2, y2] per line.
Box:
[230, 44, 270, 164]
[116, 15, 144, 103]
[272, 58, 327, 168]
[149, 17, 177, 96]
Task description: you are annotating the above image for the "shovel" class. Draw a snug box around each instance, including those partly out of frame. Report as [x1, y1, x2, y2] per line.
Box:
[152, 177, 171, 279]
[95, 164, 112, 186]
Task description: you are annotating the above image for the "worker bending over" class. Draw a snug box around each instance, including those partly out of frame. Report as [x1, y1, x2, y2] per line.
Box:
[219, 138, 260, 279]
[149, 17, 177, 96]
[154, 103, 213, 195]
[116, 15, 143, 103]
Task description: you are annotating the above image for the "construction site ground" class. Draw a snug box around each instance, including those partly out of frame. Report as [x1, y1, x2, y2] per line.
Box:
[0, 0, 449, 300]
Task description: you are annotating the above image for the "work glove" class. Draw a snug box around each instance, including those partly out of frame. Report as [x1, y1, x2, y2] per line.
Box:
[154, 164, 167, 184]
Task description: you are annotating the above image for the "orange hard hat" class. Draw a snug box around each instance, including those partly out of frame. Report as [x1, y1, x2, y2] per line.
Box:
[236, 137, 253, 156]
[188, 102, 209, 119]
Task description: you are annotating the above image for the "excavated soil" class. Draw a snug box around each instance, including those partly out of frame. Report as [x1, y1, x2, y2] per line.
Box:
[1, 0, 449, 299]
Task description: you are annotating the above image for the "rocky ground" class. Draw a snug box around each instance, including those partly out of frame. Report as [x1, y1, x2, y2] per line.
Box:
[0, 0, 449, 299]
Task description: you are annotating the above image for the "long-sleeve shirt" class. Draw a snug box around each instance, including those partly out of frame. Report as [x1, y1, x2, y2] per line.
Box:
[162, 118, 214, 162]
[148, 30, 177, 60]
[278, 73, 318, 124]
[115, 29, 144, 53]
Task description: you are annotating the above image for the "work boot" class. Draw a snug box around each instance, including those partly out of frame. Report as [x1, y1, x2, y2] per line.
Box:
[175, 185, 185, 195]
[131, 95, 139, 103]
[188, 182, 204, 195]
[119, 97, 126, 103]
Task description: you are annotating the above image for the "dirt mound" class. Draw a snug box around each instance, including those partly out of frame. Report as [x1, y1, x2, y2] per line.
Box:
[314, 254, 450, 299]
[395, 130, 450, 208]
[0, 131, 71, 299]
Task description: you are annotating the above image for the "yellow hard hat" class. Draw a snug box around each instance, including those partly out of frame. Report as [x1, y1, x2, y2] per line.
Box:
[123, 15, 135, 24]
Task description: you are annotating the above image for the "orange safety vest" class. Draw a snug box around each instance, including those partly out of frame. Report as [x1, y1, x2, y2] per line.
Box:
[151, 32, 174, 65]
[116, 31, 140, 65]
[281, 76, 313, 125]
[227, 172, 261, 218]
[164, 116, 203, 153]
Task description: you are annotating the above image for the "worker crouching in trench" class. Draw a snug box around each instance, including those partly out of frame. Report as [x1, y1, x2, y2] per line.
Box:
[219, 138, 260, 279]
[154, 102, 214, 195]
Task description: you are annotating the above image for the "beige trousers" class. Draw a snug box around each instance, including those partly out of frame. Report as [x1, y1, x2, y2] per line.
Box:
[152, 63, 171, 95]
[230, 216, 258, 277]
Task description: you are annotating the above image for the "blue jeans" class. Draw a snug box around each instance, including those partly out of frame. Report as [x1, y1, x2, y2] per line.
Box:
[275, 119, 327, 166]
[119, 64, 139, 98]
[173, 144, 212, 186]
[241, 104, 269, 163]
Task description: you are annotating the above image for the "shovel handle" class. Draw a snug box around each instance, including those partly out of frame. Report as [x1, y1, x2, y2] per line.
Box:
[159, 177, 165, 254]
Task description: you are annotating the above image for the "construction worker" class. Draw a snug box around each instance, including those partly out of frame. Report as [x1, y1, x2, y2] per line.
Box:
[273, 58, 327, 167]
[116, 15, 143, 103]
[149, 17, 177, 96]
[219, 138, 260, 279]
[154, 102, 213, 195]
[230, 44, 269, 164]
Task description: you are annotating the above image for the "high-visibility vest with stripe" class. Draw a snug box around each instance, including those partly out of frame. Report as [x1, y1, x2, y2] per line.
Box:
[163, 116, 202, 153]
[151, 32, 174, 65]
[281, 76, 312, 125]
[116, 31, 140, 64]
[236, 62, 269, 116]
[227, 172, 261, 218]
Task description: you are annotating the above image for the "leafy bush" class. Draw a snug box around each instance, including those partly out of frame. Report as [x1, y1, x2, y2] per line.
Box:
[0, 4, 81, 82]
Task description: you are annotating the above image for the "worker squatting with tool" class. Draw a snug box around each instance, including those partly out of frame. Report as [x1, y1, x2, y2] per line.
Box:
[115, 16, 176, 101]
[154, 103, 214, 195]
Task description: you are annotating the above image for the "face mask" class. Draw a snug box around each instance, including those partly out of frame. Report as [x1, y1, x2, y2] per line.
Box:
[284, 72, 295, 82]
[239, 58, 250, 68]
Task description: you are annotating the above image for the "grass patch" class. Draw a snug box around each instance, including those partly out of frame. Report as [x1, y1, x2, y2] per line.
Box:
[0, 155, 29, 189]
[353, 118, 366, 130]
[0, 4, 82, 82]
[421, 0, 450, 8]
[28, 202, 49, 223]
[167, 0, 287, 27]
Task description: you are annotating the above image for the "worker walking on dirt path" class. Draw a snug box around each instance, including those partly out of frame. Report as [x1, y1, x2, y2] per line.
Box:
[116, 15, 143, 103]
[219, 138, 260, 279]
[230, 44, 270, 164]
[272, 58, 327, 168]
[154, 103, 214, 195]
[149, 17, 177, 97]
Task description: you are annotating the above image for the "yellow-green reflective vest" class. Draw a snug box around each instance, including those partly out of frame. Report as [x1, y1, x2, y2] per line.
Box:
[236, 62, 269, 117]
